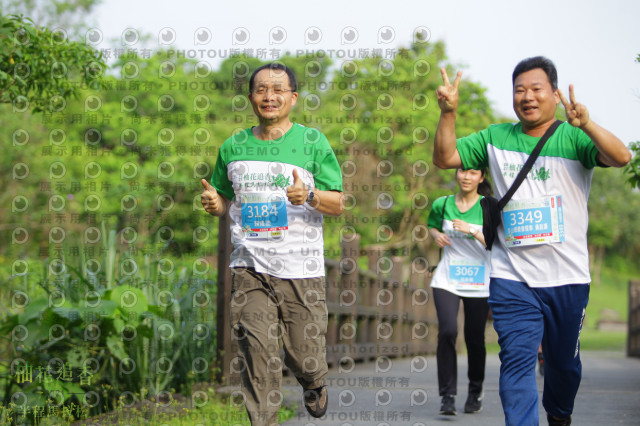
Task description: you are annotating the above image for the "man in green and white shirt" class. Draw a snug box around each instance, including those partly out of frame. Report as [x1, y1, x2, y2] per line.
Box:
[433, 56, 630, 426]
[210, 124, 342, 278]
[202, 63, 343, 426]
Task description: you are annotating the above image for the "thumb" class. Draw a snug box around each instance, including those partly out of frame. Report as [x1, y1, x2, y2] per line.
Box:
[292, 169, 303, 187]
[201, 179, 216, 192]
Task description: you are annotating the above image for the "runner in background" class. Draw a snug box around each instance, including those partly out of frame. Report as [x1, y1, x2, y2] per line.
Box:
[428, 168, 492, 415]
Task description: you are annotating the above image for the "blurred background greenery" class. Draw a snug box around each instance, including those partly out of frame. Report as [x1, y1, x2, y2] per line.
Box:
[1, 1, 639, 423]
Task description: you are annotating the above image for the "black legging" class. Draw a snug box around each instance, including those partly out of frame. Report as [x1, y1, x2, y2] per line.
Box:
[433, 287, 489, 396]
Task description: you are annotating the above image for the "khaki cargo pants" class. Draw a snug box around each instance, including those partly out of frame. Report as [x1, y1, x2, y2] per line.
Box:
[230, 268, 328, 426]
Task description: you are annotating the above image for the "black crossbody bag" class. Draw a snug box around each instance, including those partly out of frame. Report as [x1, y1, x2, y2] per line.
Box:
[481, 120, 563, 250]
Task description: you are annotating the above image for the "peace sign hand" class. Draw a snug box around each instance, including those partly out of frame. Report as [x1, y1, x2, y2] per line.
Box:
[559, 85, 590, 129]
[436, 68, 462, 113]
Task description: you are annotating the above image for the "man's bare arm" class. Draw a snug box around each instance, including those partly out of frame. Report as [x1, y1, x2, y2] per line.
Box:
[286, 169, 344, 216]
[433, 68, 463, 169]
[559, 85, 631, 167]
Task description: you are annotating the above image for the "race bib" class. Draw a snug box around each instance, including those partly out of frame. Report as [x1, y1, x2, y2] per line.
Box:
[240, 192, 288, 240]
[502, 195, 565, 247]
[449, 259, 486, 290]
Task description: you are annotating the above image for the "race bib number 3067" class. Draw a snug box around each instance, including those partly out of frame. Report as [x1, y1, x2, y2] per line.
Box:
[502, 195, 565, 247]
[449, 259, 486, 290]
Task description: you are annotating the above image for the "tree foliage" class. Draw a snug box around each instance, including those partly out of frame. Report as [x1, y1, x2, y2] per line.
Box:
[623, 54, 640, 188]
[624, 141, 640, 188]
[0, 0, 101, 35]
[588, 167, 640, 283]
[1, 42, 498, 267]
[0, 13, 106, 112]
[3, 41, 638, 276]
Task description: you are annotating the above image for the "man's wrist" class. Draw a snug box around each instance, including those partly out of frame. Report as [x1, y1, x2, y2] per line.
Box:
[306, 187, 316, 205]
[440, 110, 457, 119]
[579, 119, 594, 133]
[215, 196, 226, 216]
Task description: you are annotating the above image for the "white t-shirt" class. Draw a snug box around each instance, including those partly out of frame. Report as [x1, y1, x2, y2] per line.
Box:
[428, 195, 491, 297]
[458, 122, 599, 287]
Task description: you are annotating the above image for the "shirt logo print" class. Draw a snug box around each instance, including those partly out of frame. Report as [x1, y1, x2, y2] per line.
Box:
[268, 173, 291, 188]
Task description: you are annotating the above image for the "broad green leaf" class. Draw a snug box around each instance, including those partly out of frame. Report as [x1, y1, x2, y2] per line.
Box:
[106, 335, 128, 360]
[18, 297, 49, 323]
[109, 286, 148, 318]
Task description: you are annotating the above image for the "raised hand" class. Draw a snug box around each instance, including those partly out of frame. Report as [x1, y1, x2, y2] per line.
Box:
[559, 85, 590, 129]
[201, 179, 224, 216]
[436, 68, 462, 113]
[286, 169, 307, 205]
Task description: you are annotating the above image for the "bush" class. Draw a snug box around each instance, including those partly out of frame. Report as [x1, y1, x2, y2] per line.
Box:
[0, 225, 217, 423]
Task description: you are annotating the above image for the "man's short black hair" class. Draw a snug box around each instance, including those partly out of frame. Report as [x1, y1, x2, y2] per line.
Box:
[512, 56, 558, 90]
[249, 63, 297, 93]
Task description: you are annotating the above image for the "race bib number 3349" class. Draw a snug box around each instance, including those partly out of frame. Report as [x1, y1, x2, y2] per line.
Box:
[502, 195, 565, 247]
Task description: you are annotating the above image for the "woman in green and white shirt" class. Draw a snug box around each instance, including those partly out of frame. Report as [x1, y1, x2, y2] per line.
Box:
[427, 168, 492, 416]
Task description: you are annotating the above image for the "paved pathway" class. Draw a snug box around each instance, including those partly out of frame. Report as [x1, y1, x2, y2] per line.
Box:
[281, 350, 640, 425]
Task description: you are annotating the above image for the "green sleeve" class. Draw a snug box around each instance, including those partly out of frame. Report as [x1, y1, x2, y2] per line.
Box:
[427, 196, 446, 232]
[211, 147, 235, 201]
[572, 126, 600, 169]
[457, 127, 491, 170]
[312, 135, 343, 192]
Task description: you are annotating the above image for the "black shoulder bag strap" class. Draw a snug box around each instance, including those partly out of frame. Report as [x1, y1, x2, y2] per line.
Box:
[442, 195, 451, 229]
[498, 120, 563, 209]
[429, 195, 452, 274]
[439, 195, 452, 256]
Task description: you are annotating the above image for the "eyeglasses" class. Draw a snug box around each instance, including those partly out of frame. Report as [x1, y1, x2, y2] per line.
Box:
[252, 87, 293, 96]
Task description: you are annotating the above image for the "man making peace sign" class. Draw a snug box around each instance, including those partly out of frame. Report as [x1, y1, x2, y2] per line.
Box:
[433, 56, 630, 425]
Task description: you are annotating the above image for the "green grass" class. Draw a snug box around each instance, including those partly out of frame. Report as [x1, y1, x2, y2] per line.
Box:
[579, 327, 626, 352]
[6, 390, 297, 426]
[152, 400, 296, 426]
[585, 267, 631, 326]
[121, 397, 296, 426]
[486, 340, 501, 355]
